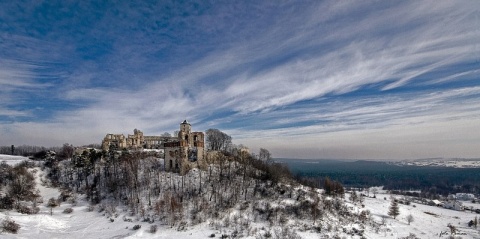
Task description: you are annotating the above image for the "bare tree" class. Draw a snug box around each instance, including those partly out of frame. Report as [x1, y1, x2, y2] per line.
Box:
[259, 148, 272, 163]
[161, 132, 172, 137]
[47, 197, 58, 215]
[349, 190, 358, 203]
[58, 143, 74, 160]
[7, 166, 36, 206]
[205, 129, 232, 152]
[311, 189, 321, 224]
[358, 193, 365, 204]
[239, 149, 251, 200]
[324, 177, 333, 195]
[381, 215, 387, 226]
[406, 214, 414, 225]
[359, 210, 370, 223]
[447, 223, 457, 235]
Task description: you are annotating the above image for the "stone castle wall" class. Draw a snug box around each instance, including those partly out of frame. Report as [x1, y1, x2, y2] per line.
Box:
[101, 120, 205, 172]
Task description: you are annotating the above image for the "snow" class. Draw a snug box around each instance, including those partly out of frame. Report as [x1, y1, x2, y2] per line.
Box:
[0, 154, 30, 166]
[0, 159, 219, 238]
[1, 154, 480, 238]
[362, 193, 480, 238]
[1, 166, 219, 238]
[394, 158, 480, 168]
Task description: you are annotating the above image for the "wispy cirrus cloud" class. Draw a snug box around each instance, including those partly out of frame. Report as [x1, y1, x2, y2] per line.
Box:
[0, 59, 51, 90]
[0, 1, 479, 159]
[229, 86, 480, 135]
[0, 59, 52, 119]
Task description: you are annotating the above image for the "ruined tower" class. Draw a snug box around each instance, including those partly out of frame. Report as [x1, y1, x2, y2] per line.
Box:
[164, 120, 204, 172]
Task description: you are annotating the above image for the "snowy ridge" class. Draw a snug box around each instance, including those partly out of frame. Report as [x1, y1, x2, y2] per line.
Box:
[0, 154, 31, 166]
[392, 158, 480, 168]
[1, 155, 480, 238]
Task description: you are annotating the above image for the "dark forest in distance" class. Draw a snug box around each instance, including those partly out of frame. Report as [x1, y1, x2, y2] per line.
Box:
[276, 158, 480, 197]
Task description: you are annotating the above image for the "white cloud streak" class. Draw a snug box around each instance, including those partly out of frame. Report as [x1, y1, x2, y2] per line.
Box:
[0, 1, 479, 159]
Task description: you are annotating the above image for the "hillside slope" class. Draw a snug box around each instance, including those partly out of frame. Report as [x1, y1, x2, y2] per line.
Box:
[1, 155, 479, 238]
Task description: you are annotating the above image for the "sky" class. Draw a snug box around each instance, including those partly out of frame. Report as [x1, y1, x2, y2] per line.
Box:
[1, 1, 479, 160]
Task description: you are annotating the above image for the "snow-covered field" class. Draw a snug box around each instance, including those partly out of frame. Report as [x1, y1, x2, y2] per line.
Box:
[1, 155, 480, 238]
[0, 154, 30, 166]
[362, 192, 480, 238]
[394, 158, 480, 168]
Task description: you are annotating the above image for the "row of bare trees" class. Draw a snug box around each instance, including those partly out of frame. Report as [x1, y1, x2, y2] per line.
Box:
[0, 143, 79, 158]
[45, 141, 297, 224]
[37, 139, 378, 237]
[0, 161, 38, 210]
[205, 128, 232, 151]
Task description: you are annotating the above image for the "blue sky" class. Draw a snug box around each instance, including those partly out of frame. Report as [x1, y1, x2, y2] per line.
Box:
[1, 1, 479, 159]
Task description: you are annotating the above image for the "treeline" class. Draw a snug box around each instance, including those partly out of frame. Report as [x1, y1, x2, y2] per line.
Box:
[296, 169, 480, 197]
[38, 146, 372, 237]
[0, 145, 59, 156]
[39, 143, 301, 226]
[0, 143, 100, 157]
[279, 159, 480, 197]
[295, 176, 345, 198]
[294, 171, 480, 199]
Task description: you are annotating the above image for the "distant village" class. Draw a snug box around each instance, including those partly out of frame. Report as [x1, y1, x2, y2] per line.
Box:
[391, 191, 479, 212]
[436, 193, 477, 211]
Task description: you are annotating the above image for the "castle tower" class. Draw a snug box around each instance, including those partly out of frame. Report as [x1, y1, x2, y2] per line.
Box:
[179, 120, 191, 134]
[164, 120, 205, 172]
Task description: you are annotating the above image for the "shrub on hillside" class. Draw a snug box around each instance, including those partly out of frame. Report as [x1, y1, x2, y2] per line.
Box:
[132, 224, 141, 230]
[16, 204, 39, 214]
[399, 233, 421, 239]
[149, 225, 158, 233]
[0, 196, 15, 210]
[32, 150, 48, 160]
[1, 218, 20, 234]
[63, 207, 73, 214]
[58, 190, 74, 202]
[17, 160, 35, 168]
[36, 196, 44, 204]
[7, 165, 36, 203]
[87, 205, 95, 212]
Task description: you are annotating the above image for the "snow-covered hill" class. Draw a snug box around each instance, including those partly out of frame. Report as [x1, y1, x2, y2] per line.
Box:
[0, 156, 218, 239]
[1, 155, 480, 238]
[362, 190, 480, 238]
[392, 158, 480, 168]
[0, 154, 31, 166]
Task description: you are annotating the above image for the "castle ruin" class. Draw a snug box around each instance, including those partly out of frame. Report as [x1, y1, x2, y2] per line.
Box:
[101, 129, 170, 150]
[101, 120, 204, 172]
